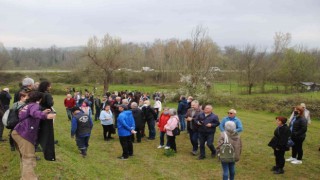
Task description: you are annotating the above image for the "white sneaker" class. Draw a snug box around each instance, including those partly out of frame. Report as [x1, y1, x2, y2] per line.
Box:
[291, 160, 302, 164]
[157, 145, 164, 149]
[164, 146, 170, 150]
[286, 157, 297, 162]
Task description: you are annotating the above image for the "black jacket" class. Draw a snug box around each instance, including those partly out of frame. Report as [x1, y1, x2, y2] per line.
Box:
[142, 105, 157, 122]
[195, 112, 220, 134]
[289, 116, 307, 140]
[131, 108, 143, 129]
[268, 124, 291, 151]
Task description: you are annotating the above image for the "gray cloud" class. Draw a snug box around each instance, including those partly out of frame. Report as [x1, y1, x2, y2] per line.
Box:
[0, 0, 319, 48]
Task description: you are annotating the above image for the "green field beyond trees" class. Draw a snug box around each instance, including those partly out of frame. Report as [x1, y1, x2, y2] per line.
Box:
[1, 95, 319, 179]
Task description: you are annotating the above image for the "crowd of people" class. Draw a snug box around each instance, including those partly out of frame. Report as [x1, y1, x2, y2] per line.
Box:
[0, 77, 315, 180]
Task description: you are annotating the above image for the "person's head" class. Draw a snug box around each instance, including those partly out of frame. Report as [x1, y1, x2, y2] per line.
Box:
[104, 104, 110, 111]
[81, 101, 88, 107]
[66, 94, 72, 99]
[3, 88, 9, 93]
[168, 108, 177, 116]
[26, 91, 43, 103]
[275, 116, 287, 126]
[294, 105, 304, 117]
[225, 121, 236, 133]
[122, 99, 129, 105]
[163, 107, 170, 115]
[22, 77, 35, 89]
[19, 90, 30, 102]
[187, 96, 193, 102]
[300, 103, 306, 109]
[34, 82, 40, 90]
[228, 109, 237, 118]
[191, 100, 200, 109]
[180, 96, 186, 101]
[204, 105, 213, 114]
[131, 102, 138, 109]
[139, 99, 144, 106]
[38, 81, 51, 93]
[116, 96, 121, 102]
[144, 100, 150, 106]
[118, 104, 128, 112]
[71, 106, 81, 115]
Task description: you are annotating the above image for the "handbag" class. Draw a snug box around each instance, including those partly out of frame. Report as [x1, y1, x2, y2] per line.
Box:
[172, 127, 180, 136]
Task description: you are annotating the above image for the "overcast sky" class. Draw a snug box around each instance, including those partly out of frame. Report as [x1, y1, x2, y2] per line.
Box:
[0, 0, 319, 49]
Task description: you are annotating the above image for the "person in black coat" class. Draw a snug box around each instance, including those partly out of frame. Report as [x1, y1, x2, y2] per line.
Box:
[268, 116, 291, 174]
[286, 105, 308, 165]
[38, 81, 56, 161]
[130, 102, 143, 143]
[142, 100, 157, 140]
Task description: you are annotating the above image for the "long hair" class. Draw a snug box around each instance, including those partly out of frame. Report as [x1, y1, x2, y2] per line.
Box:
[38, 81, 51, 93]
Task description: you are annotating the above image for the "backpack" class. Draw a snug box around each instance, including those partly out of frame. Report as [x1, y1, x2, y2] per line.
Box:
[218, 132, 236, 163]
[2, 104, 26, 129]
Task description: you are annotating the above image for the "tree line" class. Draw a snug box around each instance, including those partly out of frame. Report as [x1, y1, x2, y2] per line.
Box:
[1, 27, 320, 95]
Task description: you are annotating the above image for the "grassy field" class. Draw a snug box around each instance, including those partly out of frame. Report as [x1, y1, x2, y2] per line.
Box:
[1, 95, 320, 180]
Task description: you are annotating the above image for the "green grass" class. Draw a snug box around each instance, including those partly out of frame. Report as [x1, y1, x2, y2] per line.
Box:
[1, 95, 319, 179]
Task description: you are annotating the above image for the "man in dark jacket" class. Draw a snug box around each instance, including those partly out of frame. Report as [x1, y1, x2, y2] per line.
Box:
[13, 77, 34, 103]
[195, 105, 220, 160]
[177, 96, 188, 131]
[185, 100, 202, 155]
[142, 100, 157, 140]
[0, 88, 11, 142]
[130, 102, 143, 143]
[71, 106, 93, 158]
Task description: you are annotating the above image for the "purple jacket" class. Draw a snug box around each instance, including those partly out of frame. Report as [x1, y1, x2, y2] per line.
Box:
[14, 102, 47, 145]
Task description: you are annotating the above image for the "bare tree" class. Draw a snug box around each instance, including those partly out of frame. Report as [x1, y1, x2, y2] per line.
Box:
[239, 45, 266, 95]
[0, 43, 10, 70]
[85, 34, 122, 93]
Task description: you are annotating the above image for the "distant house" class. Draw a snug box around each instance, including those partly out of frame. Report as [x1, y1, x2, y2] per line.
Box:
[294, 82, 320, 92]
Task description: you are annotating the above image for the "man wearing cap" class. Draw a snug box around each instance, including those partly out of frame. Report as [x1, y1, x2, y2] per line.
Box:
[219, 109, 243, 133]
[70, 106, 93, 158]
[117, 104, 136, 160]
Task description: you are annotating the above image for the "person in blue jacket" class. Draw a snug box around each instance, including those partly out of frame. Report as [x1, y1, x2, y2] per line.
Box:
[71, 106, 93, 158]
[117, 104, 136, 160]
[177, 96, 188, 131]
[219, 109, 243, 133]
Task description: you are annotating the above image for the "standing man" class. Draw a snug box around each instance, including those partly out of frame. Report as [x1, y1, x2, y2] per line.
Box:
[94, 95, 102, 121]
[185, 100, 202, 155]
[177, 96, 188, 131]
[0, 88, 11, 142]
[117, 105, 136, 160]
[14, 77, 34, 103]
[219, 109, 243, 133]
[130, 102, 143, 143]
[64, 94, 76, 121]
[195, 105, 220, 160]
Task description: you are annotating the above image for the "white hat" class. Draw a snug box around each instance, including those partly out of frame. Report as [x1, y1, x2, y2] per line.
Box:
[228, 109, 237, 114]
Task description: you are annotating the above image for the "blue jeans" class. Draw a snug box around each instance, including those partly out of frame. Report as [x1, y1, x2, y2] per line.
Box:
[159, 131, 168, 146]
[199, 132, 216, 157]
[178, 114, 186, 131]
[221, 162, 235, 180]
[188, 130, 199, 151]
[76, 136, 90, 151]
[147, 120, 156, 139]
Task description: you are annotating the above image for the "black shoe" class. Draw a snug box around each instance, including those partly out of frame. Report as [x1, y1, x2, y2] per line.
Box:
[271, 166, 278, 171]
[129, 154, 134, 156]
[108, 137, 114, 139]
[274, 169, 284, 174]
[117, 156, 128, 160]
[198, 156, 205, 160]
[147, 137, 155, 140]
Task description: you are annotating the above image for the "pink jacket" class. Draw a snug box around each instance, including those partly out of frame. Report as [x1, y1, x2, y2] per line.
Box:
[164, 115, 179, 136]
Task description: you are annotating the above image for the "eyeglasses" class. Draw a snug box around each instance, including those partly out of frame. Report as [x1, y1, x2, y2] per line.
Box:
[228, 112, 233, 114]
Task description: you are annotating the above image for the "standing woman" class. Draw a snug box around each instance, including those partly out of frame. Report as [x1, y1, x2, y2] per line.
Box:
[99, 105, 114, 141]
[38, 81, 56, 161]
[286, 105, 308, 165]
[217, 121, 242, 180]
[164, 108, 179, 152]
[12, 91, 56, 179]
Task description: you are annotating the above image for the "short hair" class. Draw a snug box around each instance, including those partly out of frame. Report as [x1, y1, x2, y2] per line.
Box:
[191, 100, 199, 105]
[27, 91, 43, 103]
[276, 116, 287, 124]
[225, 121, 236, 133]
[131, 102, 138, 108]
[22, 77, 34, 86]
[169, 108, 177, 116]
[122, 99, 129, 105]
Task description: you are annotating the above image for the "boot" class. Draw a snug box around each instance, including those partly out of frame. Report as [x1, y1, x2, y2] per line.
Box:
[274, 168, 284, 174]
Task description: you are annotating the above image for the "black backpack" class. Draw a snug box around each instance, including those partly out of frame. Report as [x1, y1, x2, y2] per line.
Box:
[2, 104, 26, 129]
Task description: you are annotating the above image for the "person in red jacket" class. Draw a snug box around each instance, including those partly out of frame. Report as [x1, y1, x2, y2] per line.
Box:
[157, 107, 170, 148]
[64, 94, 76, 121]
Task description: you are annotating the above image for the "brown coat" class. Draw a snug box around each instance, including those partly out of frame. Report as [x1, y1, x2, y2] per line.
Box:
[217, 132, 242, 162]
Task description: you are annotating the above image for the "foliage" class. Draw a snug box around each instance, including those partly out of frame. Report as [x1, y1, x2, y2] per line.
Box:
[163, 149, 176, 157]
